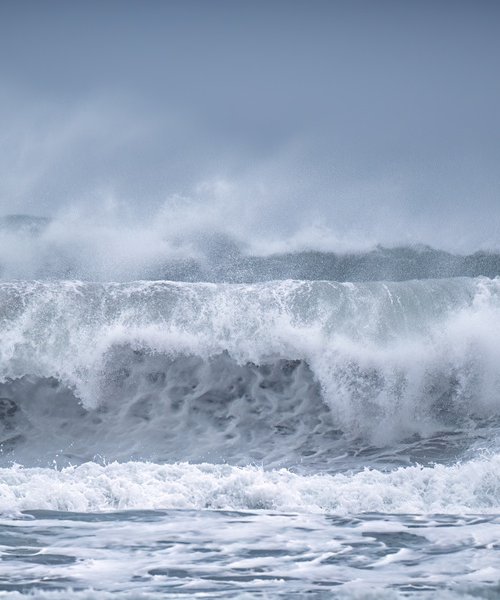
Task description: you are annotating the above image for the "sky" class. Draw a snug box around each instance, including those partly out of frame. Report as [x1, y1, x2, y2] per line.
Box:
[0, 0, 499, 252]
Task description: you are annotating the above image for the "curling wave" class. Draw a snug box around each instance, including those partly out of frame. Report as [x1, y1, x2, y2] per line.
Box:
[1, 277, 500, 466]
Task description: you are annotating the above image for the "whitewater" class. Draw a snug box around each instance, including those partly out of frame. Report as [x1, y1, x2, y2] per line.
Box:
[2, 237, 500, 597]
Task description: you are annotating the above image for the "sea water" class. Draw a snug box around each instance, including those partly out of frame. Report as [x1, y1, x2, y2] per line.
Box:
[1, 269, 500, 597]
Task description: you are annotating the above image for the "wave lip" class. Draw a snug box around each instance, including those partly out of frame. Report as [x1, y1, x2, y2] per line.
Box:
[2, 455, 500, 515]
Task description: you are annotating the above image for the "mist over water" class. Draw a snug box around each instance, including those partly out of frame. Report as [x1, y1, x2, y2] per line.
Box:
[3, 212, 500, 283]
[1, 1, 500, 598]
[1, 1, 500, 256]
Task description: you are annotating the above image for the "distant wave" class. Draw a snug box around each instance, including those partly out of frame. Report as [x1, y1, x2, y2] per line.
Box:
[1, 214, 500, 281]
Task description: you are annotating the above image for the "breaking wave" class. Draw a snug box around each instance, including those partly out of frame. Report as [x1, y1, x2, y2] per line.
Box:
[1, 277, 500, 466]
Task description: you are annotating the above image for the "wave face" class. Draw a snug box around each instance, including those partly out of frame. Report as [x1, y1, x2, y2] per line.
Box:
[1, 277, 500, 467]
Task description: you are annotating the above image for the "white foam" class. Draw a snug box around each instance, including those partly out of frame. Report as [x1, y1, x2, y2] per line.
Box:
[2, 454, 500, 515]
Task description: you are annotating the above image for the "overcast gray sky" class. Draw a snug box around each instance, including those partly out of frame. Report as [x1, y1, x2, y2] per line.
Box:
[0, 0, 499, 251]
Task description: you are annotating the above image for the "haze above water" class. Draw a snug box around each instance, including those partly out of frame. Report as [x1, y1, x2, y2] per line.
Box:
[1, 0, 500, 254]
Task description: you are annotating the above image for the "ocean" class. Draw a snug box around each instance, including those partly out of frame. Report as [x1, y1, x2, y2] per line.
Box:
[1, 234, 500, 598]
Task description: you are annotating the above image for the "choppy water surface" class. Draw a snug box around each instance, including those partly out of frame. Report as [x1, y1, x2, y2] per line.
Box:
[1, 271, 500, 597]
[2, 510, 500, 599]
